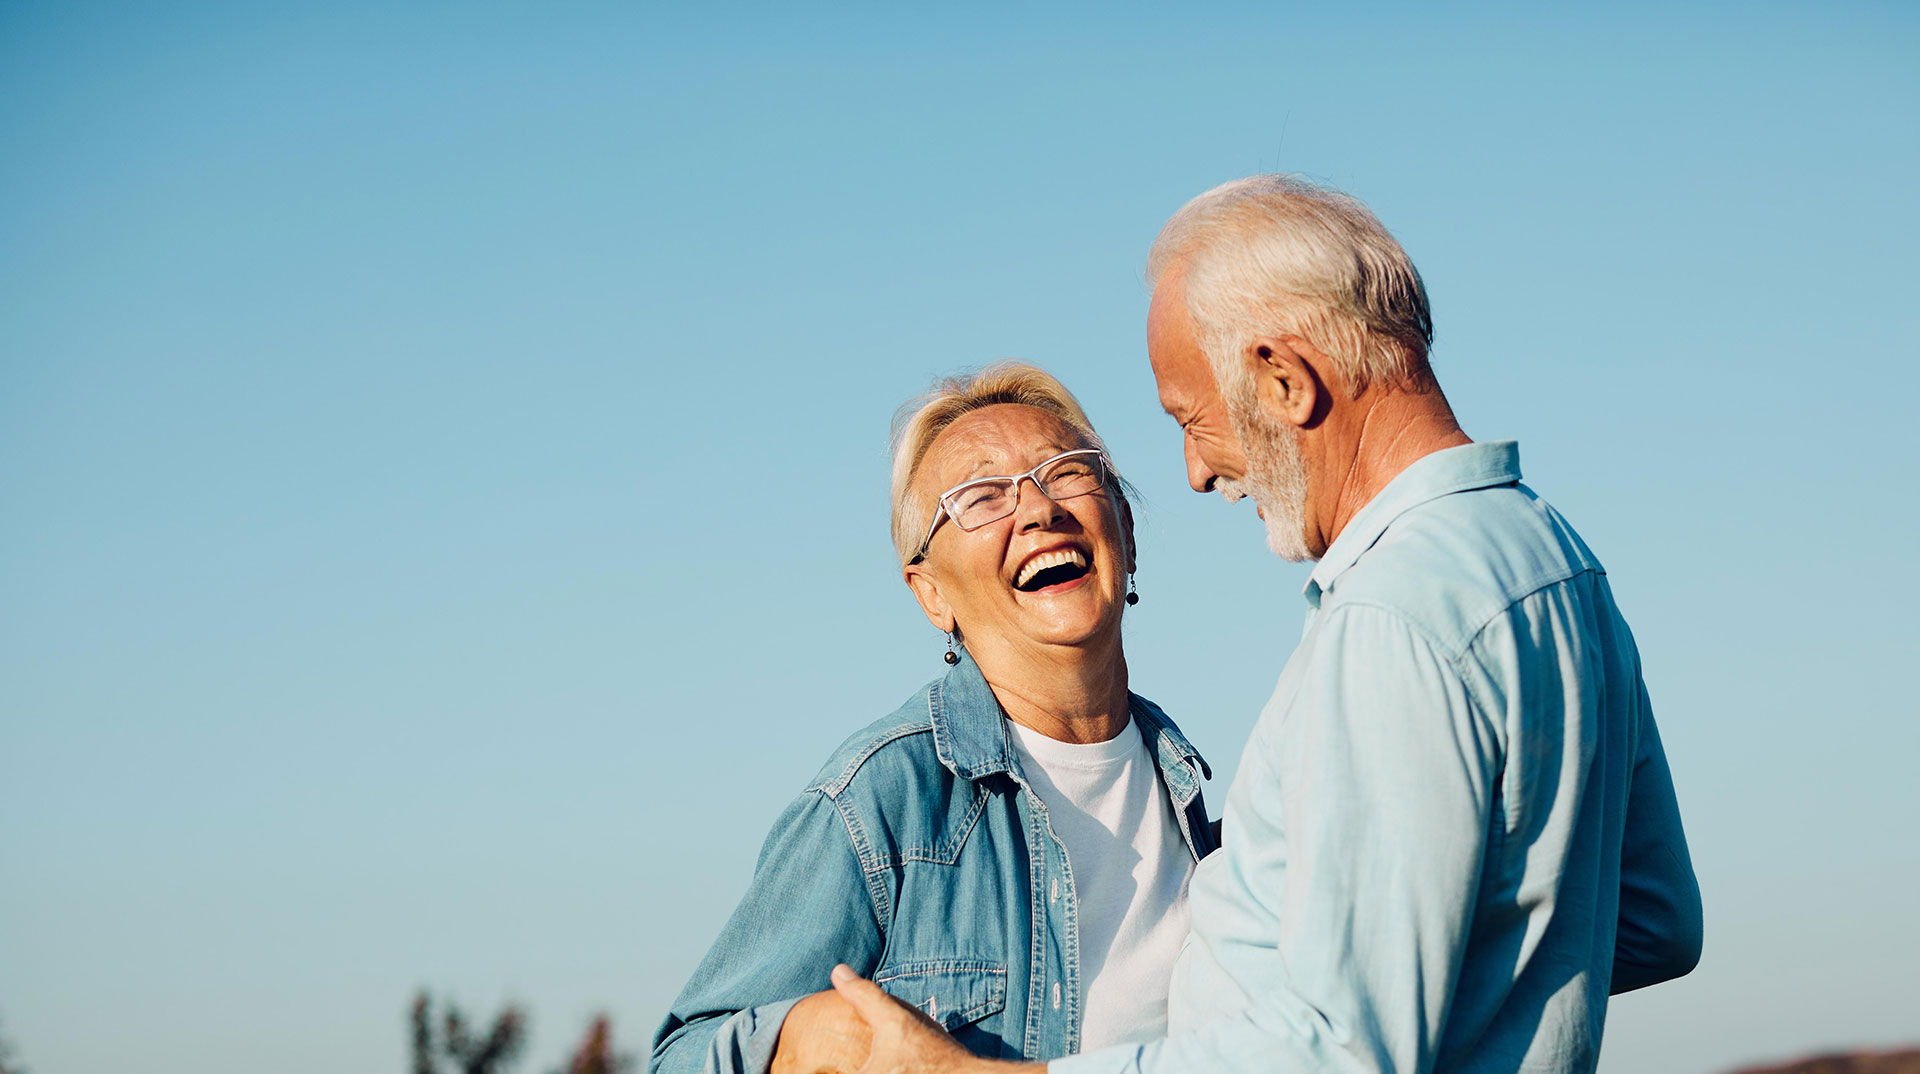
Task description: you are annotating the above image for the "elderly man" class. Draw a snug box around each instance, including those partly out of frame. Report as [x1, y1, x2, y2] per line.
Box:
[810, 175, 1704, 1074]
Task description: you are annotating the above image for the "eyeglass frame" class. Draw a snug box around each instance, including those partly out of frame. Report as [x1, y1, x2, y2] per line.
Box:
[910, 447, 1114, 564]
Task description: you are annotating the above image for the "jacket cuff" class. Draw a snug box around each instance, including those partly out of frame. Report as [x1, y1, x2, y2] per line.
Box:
[701, 997, 804, 1074]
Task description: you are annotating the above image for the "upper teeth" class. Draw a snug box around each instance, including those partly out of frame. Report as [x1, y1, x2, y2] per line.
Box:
[1017, 548, 1088, 588]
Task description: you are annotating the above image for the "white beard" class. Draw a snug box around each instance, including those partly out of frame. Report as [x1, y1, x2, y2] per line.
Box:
[1219, 373, 1314, 562]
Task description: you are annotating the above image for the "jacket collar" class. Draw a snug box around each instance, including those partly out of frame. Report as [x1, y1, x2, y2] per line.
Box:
[928, 648, 1017, 782]
[1130, 694, 1211, 781]
[1304, 440, 1522, 608]
[928, 648, 1209, 782]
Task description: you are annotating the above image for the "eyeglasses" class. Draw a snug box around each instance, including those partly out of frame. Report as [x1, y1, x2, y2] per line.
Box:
[912, 448, 1111, 563]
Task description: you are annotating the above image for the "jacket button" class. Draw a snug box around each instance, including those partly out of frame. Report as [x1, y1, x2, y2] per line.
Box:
[1052, 981, 1061, 1009]
[1050, 877, 1059, 902]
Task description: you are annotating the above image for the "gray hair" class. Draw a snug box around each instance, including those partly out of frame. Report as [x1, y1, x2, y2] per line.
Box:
[889, 362, 1135, 567]
[1147, 175, 1434, 397]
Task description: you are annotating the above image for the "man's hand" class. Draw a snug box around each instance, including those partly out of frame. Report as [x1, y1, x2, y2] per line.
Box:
[773, 989, 873, 1074]
[828, 965, 1040, 1074]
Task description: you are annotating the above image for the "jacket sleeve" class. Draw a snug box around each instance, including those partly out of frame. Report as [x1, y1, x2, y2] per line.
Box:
[649, 788, 886, 1074]
[1609, 681, 1704, 993]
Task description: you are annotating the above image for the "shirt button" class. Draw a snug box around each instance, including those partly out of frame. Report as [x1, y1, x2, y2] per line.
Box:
[1052, 981, 1061, 1009]
[1050, 877, 1059, 902]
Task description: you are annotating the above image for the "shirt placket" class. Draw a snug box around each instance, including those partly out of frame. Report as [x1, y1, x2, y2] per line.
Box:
[1015, 777, 1078, 1058]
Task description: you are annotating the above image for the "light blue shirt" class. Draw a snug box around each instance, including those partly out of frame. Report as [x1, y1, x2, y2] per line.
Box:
[1055, 441, 1702, 1074]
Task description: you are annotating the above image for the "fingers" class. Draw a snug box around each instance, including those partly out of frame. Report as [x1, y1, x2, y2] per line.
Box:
[830, 965, 953, 1037]
[827, 966, 985, 1074]
[774, 990, 874, 1074]
[828, 964, 895, 1025]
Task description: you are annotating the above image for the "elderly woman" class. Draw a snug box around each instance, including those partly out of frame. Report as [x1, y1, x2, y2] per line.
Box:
[649, 363, 1214, 1074]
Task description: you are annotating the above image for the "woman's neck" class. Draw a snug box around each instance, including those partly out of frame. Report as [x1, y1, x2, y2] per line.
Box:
[970, 634, 1131, 745]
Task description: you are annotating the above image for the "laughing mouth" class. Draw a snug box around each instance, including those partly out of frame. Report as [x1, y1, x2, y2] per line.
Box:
[1015, 547, 1091, 592]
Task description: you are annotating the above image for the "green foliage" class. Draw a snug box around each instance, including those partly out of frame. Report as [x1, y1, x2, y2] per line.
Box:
[411, 993, 525, 1074]
[0, 1014, 26, 1074]
[408, 993, 634, 1074]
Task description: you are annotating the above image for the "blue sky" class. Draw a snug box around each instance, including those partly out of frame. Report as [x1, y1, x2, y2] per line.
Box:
[3, 4, 1916, 1072]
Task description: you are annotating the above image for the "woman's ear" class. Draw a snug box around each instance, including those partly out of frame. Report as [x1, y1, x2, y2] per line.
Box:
[1119, 498, 1138, 576]
[902, 563, 955, 633]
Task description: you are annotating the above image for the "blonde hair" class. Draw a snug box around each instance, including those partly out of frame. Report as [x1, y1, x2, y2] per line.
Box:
[888, 362, 1133, 567]
[1147, 174, 1434, 398]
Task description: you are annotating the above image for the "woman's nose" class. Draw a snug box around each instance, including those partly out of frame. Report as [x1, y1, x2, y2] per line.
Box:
[1011, 476, 1066, 531]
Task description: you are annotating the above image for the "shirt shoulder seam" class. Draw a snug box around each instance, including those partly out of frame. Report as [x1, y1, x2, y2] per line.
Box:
[1324, 560, 1598, 660]
[808, 720, 937, 797]
[1303, 598, 1499, 732]
[811, 786, 894, 929]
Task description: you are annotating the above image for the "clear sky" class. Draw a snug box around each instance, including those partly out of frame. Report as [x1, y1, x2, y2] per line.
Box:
[3, 4, 1916, 1073]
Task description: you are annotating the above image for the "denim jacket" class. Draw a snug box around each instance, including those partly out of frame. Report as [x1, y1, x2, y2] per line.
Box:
[649, 650, 1215, 1074]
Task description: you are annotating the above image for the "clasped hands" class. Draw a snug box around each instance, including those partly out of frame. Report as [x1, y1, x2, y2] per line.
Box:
[771, 965, 1036, 1074]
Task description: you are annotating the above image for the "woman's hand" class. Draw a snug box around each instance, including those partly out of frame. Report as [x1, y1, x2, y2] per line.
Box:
[827, 965, 1040, 1074]
[773, 990, 873, 1074]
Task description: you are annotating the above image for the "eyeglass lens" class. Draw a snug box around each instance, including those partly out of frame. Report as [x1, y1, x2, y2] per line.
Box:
[944, 453, 1105, 531]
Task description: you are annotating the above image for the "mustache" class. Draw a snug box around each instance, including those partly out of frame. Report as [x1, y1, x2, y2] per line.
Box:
[1213, 476, 1250, 503]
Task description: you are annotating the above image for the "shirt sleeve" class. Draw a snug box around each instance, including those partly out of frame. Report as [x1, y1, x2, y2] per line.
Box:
[1609, 677, 1703, 993]
[649, 789, 885, 1074]
[1054, 604, 1500, 1074]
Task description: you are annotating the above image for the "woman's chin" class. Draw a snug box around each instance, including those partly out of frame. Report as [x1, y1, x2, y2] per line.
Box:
[1009, 600, 1124, 651]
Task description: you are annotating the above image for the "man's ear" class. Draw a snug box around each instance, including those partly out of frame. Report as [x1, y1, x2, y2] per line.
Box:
[902, 563, 955, 633]
[1245, 334, 1324, 429]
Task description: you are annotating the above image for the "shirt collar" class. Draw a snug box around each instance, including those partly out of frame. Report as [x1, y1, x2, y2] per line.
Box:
[1303, 440, 1522, 607]
[928, 647, 1210, 782]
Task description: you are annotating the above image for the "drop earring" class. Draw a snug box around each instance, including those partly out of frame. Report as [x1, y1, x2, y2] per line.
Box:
[944, 631, 960, 665]
[1126, 573, 1140, 606]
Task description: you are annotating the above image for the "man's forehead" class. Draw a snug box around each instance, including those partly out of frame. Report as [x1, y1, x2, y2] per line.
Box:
[1146, 293, 1213, 416]
[1146, 270, 1181, 346]
[1154, 373, 1193, 417]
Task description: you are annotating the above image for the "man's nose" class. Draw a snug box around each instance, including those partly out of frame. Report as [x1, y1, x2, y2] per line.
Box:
[1184, 434, 1219, 494]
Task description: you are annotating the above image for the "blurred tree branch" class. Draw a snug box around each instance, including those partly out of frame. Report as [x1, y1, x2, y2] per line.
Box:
[408, 993, 632, 1074]
[410, 992, 524, 1074]
[559, 1015, 634, 1074]
[0, 1017, 23, 1074]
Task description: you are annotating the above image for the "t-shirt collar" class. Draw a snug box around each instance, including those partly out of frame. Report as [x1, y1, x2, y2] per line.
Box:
[929, 648, 1210, 783]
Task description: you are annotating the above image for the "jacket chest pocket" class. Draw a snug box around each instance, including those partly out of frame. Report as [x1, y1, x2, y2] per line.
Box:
[873, 959, 1007, 1030]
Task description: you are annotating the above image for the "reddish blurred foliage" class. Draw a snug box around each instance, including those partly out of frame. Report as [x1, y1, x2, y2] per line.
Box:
[1728, 1048, 1920, 1074]
[562, 1014, 635, 1074]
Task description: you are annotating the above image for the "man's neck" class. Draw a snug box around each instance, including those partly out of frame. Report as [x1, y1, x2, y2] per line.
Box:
[1315, 387, 1471, 555]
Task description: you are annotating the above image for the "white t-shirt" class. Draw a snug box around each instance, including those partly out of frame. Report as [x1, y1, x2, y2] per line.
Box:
[1006, 717, 1194, 1051]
